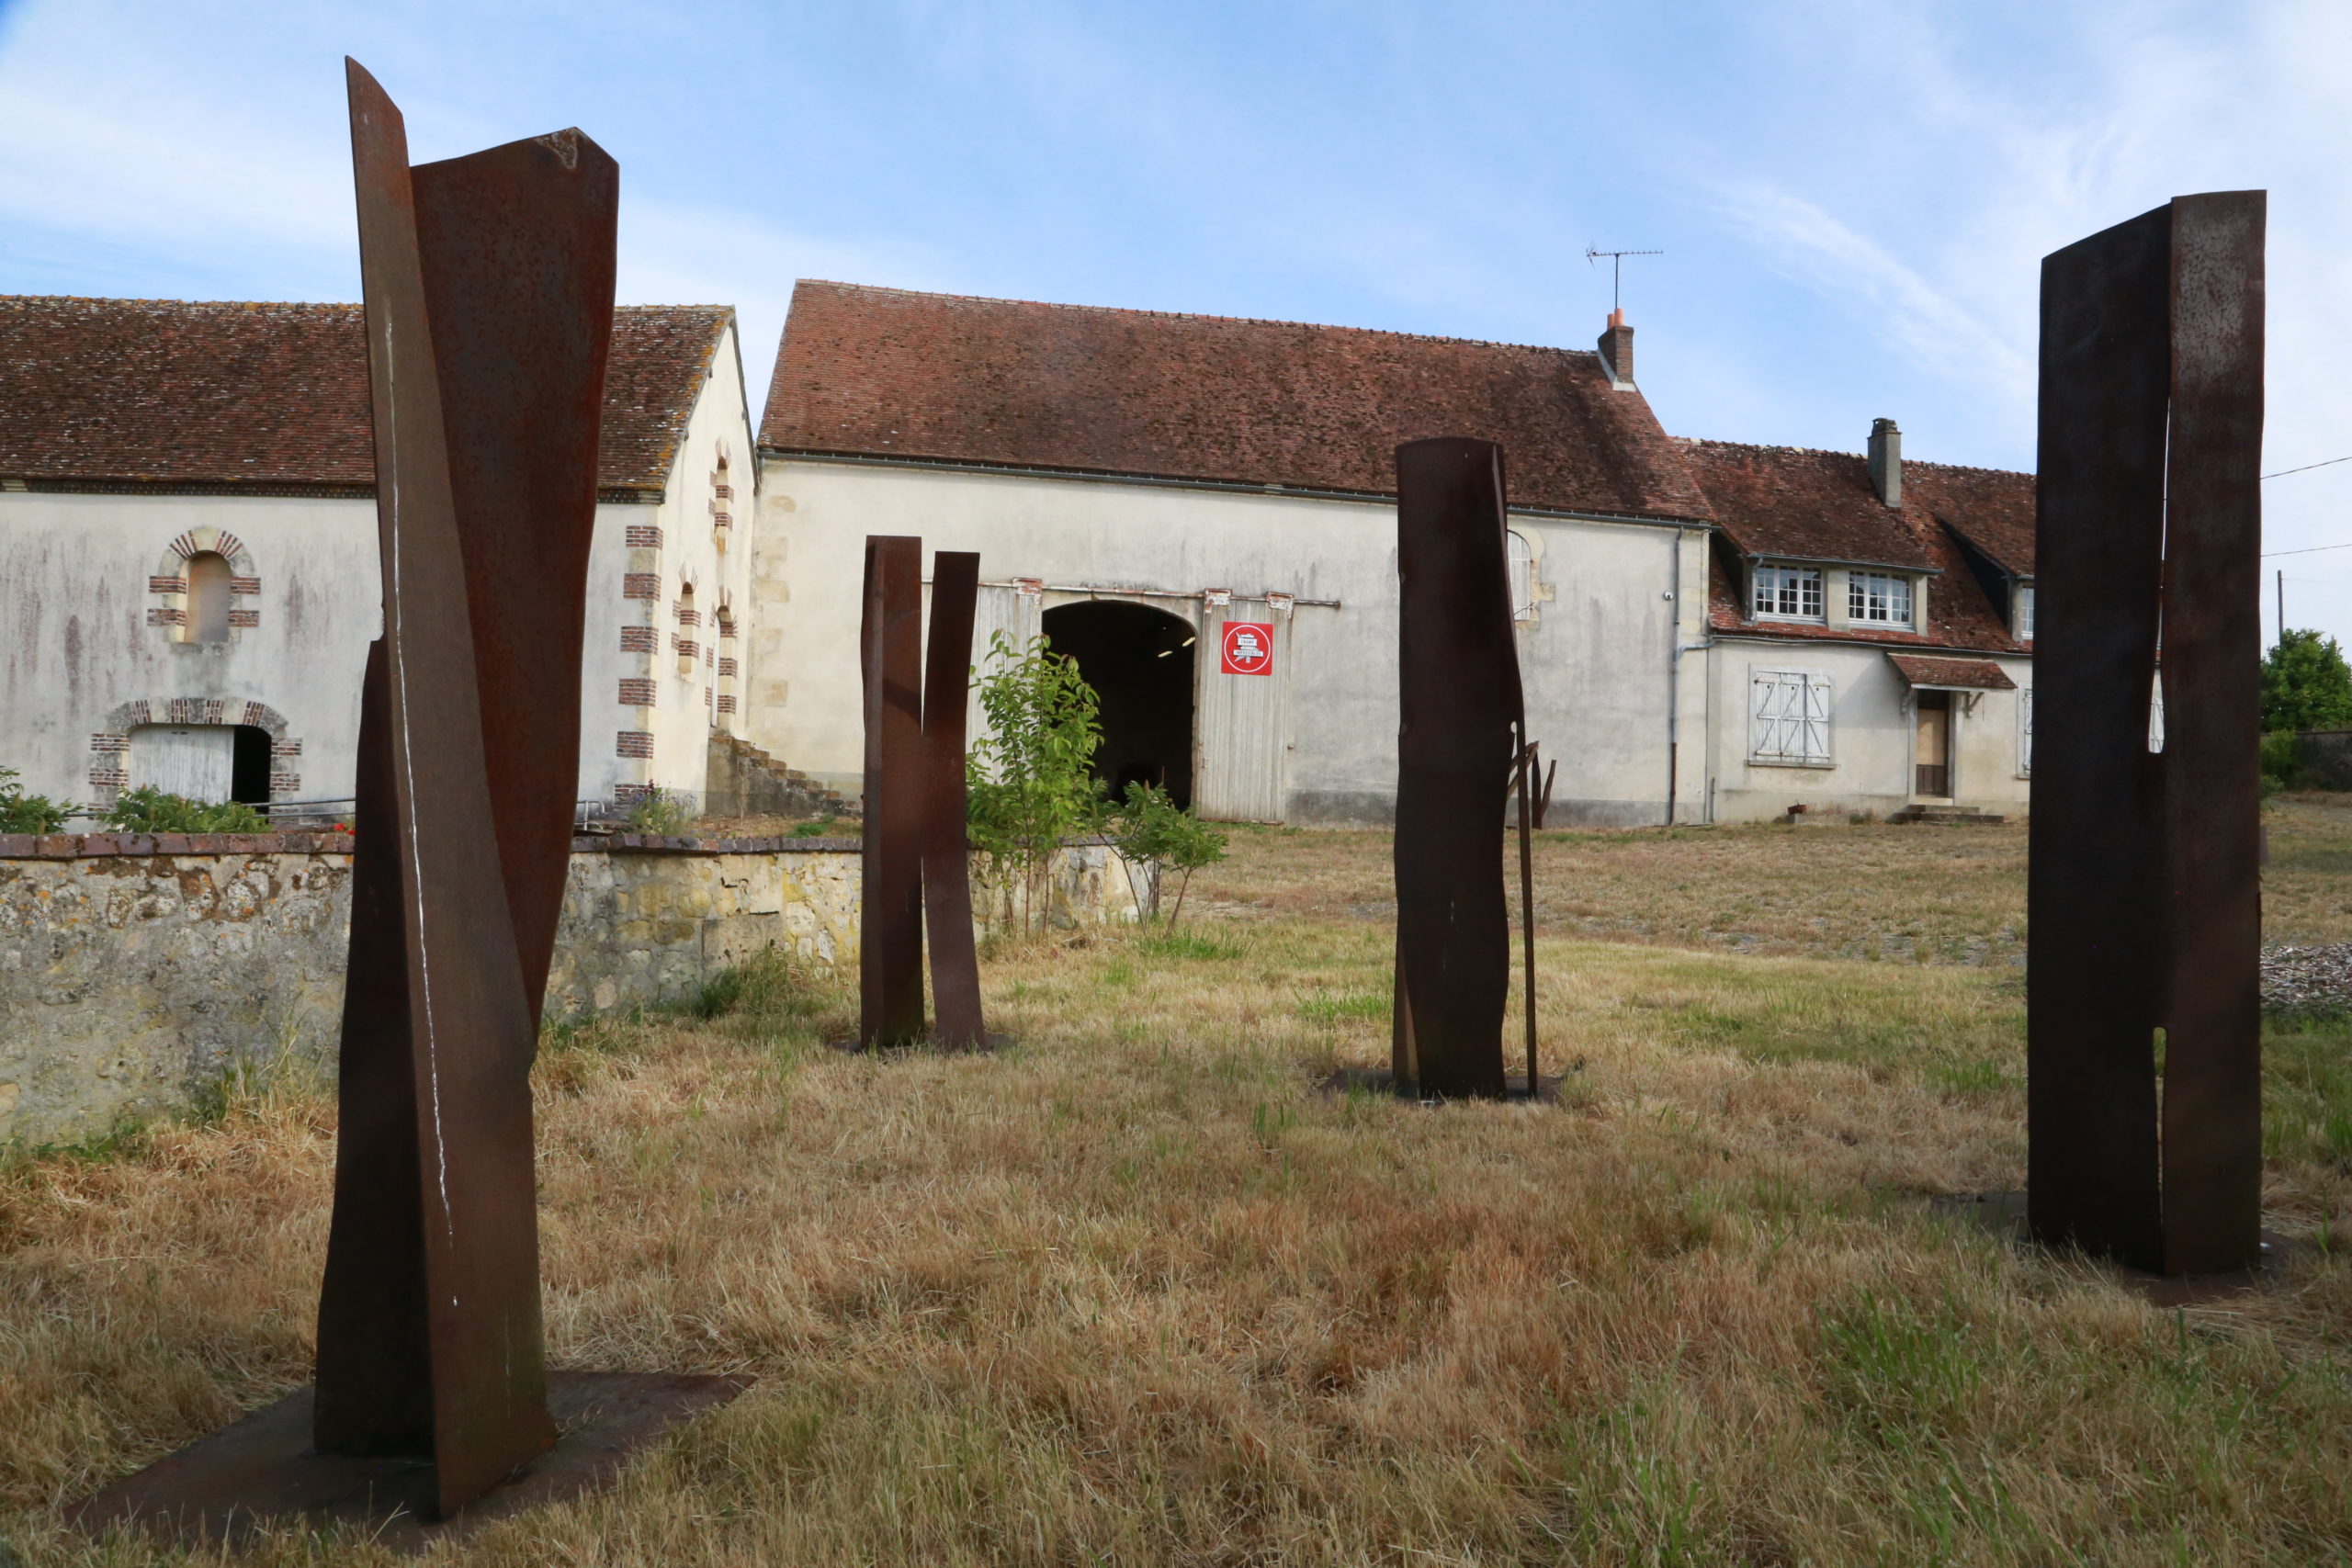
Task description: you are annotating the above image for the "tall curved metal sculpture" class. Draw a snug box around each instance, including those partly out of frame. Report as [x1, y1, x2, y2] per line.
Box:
[1392, 437, 1528, 1100]
[2029, 190, 2266, 1277]
[73, 62, 741, 1546]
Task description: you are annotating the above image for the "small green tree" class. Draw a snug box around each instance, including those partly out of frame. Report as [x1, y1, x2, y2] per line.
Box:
[2262, 629, 2352, 734]
[966, 632, 1102, 936]
[100, 786, 267, 833]
[0, 766, 72, 834]
[1103, 781, 1228, 928]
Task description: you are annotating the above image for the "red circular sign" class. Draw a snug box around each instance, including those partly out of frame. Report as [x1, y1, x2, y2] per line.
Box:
[1220, 620, 1274, 675]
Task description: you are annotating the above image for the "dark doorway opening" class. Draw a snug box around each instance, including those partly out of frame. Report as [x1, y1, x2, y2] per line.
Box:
[1042, 600, 1196, 809]
[230, 725, 273, 807]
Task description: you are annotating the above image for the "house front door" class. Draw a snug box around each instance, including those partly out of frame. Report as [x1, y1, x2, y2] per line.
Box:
[1914, 691, 1952, 799]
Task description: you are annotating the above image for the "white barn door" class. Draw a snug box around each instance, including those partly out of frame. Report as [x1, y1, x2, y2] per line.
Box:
[131, 725, 233, 801]
[967, 581, 1044, 751]
[1193, 598, 1292, 822]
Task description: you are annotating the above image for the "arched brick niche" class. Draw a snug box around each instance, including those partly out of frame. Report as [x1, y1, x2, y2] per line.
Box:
[147, 527, 261, 646]
[87, 697, 301, 807]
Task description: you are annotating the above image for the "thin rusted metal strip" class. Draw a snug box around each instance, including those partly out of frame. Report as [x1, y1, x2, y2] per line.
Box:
[862, 536, 927, 1046]
[412, 123, 617, 1034]
[1516, 734, 1537, 1096]
[2158, 191, 2266, 1276]
[2028, 204, 2172, 1271]
[1392, 437, 1521, 1100]
[923, 550, 987, 1048]
[324, 60, 555, 1514]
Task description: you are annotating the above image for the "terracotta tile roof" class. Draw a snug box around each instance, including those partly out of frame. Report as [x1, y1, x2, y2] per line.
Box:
[0, 296, 730, 496]
[1886, 653, 2016, 691]
[1680, 438, 1939, 570]
[760, 280, 1715, 521]
[1705, 518, 2029, 659]
[1910, 459, 2036, 578]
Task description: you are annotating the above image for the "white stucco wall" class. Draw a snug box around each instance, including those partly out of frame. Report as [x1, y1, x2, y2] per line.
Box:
[746, 456, 1709, 825]
[576, 322, 758, 811]
[0, 490, 379, 810]
[3, 326, 755, 824]
[1702, 635, 2033, 822]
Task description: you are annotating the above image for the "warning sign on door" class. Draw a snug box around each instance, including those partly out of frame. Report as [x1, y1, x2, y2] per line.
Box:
[1219, 621, 1274, 676]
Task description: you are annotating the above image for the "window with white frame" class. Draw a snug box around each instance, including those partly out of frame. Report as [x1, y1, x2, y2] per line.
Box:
[2018, 685, 2033, 775]
[1749, 667, 1833, 765]
[2017, 584, 2035, 640]
[1507, 530, 1535, 620]
[1848, 571, 1914, 626]
[1753, 565, 1823, 621]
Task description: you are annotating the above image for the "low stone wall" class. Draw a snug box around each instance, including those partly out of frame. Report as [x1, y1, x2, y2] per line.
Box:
[1, 831, 1141, 1145]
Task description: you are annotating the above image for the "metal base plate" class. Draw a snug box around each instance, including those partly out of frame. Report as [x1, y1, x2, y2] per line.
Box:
[70, 1371, 748, 1554]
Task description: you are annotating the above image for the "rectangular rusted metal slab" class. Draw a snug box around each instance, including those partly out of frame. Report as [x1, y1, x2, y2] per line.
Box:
[72, 1371, 747, 1556]
[1391, 437, 1522, 1100]
[923, 550, 987, 1048]
[861, 536, 926, 1046]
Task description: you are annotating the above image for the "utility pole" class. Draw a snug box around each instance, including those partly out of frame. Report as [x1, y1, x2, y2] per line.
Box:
[2278, 568, 2286, 647]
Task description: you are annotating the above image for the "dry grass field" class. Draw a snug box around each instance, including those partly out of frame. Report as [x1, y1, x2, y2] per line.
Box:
[7, 803, 2352, 1564]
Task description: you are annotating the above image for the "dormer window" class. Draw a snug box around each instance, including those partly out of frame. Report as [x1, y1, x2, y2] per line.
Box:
[1754, 565, 1823, 622]
[1848, 571, 1914, 628]
[2017, 584, 2035, 641]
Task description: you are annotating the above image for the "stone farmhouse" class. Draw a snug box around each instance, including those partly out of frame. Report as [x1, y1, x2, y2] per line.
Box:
[0, 297, 754, 818]
[0, 283, 2034, 829]
[749, 281, 2035, 825]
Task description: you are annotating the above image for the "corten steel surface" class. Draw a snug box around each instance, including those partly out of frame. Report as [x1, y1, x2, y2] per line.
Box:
[72, 1372, 747, 1556]
[861, 536, 927, 1046]
[412, 116, 617, 1030]
[1391, 437, 1524, 1100]
[2029, 191, 2265, 1276]
[311, 59, 619, 1515]
[1515, 741, 1538, 1094]
[923, 550, 988, 1047]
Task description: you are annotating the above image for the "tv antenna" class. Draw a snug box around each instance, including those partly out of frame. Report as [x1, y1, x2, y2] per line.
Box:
[1586, 246, 1663, 314]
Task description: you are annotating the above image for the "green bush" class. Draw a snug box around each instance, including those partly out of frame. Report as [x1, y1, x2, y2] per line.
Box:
[2262, 628, 2352, 734]
[1103, 780, 1229, 927]
[791, 816, 838, 838]
[0, 766, 72, 834]
[100, 786, 266, 833]
[967, 632, 1102, 936]
[2261, 730, 2307, 795]
[628, 786, 695, 834]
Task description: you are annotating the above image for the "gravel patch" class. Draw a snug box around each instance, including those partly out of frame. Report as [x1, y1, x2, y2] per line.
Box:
[2262, 942, 2352, 1014]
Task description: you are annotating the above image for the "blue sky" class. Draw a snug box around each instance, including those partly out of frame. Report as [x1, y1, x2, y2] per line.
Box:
[4, 1, 2348, 644]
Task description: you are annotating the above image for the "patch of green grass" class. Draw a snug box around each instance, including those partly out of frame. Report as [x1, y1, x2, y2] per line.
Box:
[1296, 989, 1389, 1024]
[2262, 1011, 2352, 1167]
[1133, 929, 1245, 962]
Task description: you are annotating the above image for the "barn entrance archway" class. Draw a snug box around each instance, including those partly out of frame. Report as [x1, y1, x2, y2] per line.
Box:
[1041, 600, 1196, 809]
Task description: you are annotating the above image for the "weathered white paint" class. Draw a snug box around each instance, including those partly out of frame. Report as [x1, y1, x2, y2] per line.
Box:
[132, 725, 233, 800]
[747, 456, 1711, 825]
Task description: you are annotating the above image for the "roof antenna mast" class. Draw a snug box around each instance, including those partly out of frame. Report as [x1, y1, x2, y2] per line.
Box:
[1585, 246, 1664, 315]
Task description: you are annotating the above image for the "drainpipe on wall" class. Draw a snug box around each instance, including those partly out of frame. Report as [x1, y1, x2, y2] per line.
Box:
[1666, 530, 1682, 825]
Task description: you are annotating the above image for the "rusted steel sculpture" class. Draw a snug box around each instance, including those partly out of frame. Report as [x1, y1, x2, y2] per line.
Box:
[858, 537, 989, 1048]
[1392, 437, 1528, 1099]
[74, 62, 741, 1544]
[2030, 191, 2265, 1276]
[923, 550, 989, 1046]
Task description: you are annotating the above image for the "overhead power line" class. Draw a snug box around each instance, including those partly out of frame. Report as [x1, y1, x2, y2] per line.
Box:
[2262, 541, 2352, 558]
[2262, 454, 2352, 479]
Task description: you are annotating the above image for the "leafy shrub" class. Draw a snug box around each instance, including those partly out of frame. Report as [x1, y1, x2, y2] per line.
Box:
[1103, 781, 1229, 927]
[0, 765, 72, 834]
[791, 817, 838, 838]
[2261, 730, 2308, 795]
[2262, 628, 2352, 734]
[967, 632, 1102, 936]
[100, 786, 266, 833]
[628, 786, 695, 834]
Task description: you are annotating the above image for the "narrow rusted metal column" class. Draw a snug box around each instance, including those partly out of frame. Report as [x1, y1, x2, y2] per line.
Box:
[2029, 191, 2265, 1276]
[923, 550, 988, 1048]
[2155, 193, 2267, 1275]
[1392, 437, 1522, 1100]
[317, 60, 561, 1510]
[861, 536, 928, 1046]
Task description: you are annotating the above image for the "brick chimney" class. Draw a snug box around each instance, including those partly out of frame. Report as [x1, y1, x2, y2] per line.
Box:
[1597, 309, 1634, 389]
[1867, 417, 1902, 507]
